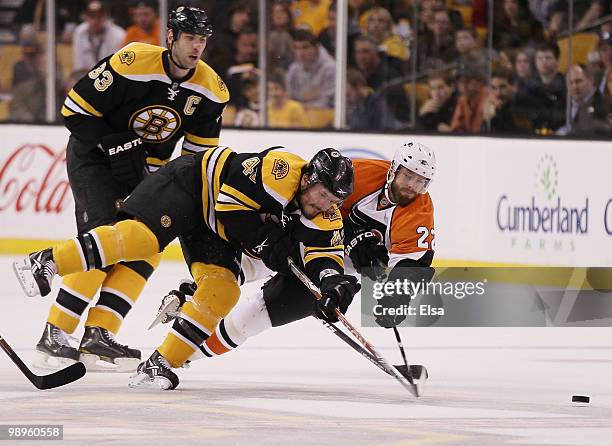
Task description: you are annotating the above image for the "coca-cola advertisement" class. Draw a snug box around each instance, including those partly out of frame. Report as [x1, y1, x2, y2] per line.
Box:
[0, 125, 75, 238]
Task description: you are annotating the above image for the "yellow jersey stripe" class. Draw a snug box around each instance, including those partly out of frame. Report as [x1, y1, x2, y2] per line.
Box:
[304, 253, 344, 266]
[60, 105, 76, 117]
[215, 203, 255, 212]
[185, 132, 219, 146]
[200, 149, 216, 231]
[304, 246, 345, 253]
[67, 89, 103, 117]
[218, 184, 261, 211]
[146, 157, 166, 167]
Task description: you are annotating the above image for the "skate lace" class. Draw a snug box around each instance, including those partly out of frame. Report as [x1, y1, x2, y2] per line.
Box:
[101, 329, 128, 348]
[156, 354, 172, 370]
[43, 262, 58, 281]
[51, 326, 72, 347]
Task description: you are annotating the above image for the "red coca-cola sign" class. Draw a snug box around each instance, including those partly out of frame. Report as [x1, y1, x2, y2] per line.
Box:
[0, 143, 72, 214]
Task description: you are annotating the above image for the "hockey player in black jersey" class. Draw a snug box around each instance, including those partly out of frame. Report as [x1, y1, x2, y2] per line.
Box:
[29, 6, 229, 372]
[14, 147, 360, 390]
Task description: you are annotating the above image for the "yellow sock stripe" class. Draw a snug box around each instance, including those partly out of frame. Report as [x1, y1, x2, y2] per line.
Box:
[48, 304, 80, 334]
[158, 332, 198, 368]
[102, 264, 147, 304]
[61, 270, 108, 298]
[85, 307, 122, 334]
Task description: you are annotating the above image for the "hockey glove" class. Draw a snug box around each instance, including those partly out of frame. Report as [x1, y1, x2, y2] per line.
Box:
[246, 221, 298, 275]
[99, 131, 147, 189]
[345, 228, 389, 280]
[317, 274, 361, 323]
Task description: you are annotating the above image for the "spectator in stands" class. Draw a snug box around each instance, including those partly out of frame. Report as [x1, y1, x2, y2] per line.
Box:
[560, 64, 611, 135]
[123, 0, 160, 46]
[528, 0, 558, 30]
[492, 0, 544, 51]
[267, 71, 309, 128]
[269, 0, 295, 70]
[454, 27, 488, 74]
[286, 29, 335, 108]
[291, 0, 331, 37]
[72, 0, 126, 71]
[9, 51, 63, 123]
[225, 28, 259, 109]
[483, 68, 525, 132]
[450, 66, 487, 133]
[11, 38, 43, 88]
[418, 71, 458, 132]
[345, 68, 400, 130]
[319, 1, 360, 66]
[548, 0, 605, 36]
[528, 41, 567, 133]
[364, 6, 409, 61]
[418, 9, 459, 71]
[233, 72, 260, 128]
[205, 2, 253, 76]
[595, 31, 612, 94]
[431, 0, 464, 30]
[348, 0, 374, 36]
[351, 35, 410, 123]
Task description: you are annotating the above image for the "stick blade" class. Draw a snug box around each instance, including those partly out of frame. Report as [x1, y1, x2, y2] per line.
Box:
[394, 364, 428, 397]
[32, 362, 86, 390]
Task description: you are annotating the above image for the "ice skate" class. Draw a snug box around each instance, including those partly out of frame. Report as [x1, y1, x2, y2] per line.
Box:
[78, 326, 141, 372]
[13, 248, 57, 297]
[32, 322, 79, 370]
[128, 350, 179, 390]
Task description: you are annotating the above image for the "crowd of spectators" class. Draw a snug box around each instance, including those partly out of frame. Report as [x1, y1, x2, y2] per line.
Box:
[1, 0, 611, 136]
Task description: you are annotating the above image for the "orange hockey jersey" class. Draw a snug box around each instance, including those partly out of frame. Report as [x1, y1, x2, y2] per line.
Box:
[341, 159, 435, 268]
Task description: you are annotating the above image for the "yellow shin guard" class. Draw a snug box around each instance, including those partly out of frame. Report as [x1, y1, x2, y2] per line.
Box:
[158, 263, 240, 367]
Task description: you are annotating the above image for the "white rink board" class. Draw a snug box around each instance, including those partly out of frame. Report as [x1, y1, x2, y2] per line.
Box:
[0, 124, 611, 265]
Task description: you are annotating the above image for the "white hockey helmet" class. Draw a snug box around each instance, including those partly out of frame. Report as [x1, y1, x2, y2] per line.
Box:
[387, 141, 436, 193]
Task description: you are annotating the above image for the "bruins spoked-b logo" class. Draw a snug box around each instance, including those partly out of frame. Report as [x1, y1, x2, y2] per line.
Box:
[160, 215, 172, 228]
[130, 106, 181, 142]
[271, 158, 289, 180]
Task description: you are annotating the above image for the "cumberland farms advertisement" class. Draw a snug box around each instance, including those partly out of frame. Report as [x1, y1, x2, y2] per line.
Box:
[1, 125, 611, 265]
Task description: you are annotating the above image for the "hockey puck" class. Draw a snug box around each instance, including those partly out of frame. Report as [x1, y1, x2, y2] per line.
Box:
[572, 395, 590, 403]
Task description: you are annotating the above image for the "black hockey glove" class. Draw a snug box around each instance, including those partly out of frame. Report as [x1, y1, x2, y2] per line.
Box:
[317, 274, 361, 323]
[247, 221, 298, 275]
[99, 131, 147, 189]
[374, 265, 435, 328]
[345, 228, 389, 280]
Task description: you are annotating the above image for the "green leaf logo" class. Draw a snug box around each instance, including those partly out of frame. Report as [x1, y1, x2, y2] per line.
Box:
[535, 154, 558, 201]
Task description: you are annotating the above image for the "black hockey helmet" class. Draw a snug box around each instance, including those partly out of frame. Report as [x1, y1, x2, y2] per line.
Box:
[304, 148, 354, 200]
[168, 6, 213, 38]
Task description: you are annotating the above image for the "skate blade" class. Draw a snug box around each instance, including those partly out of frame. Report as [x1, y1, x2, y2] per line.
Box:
[128, 372, 174, 390]
[31, 351, 77, 371]
[80, 354, 140, 373]
[12, 259, 40, 297]
[148, 296, 180, 330]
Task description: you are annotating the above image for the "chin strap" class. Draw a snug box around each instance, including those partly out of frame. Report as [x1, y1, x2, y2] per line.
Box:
[167, 37, 191, 71]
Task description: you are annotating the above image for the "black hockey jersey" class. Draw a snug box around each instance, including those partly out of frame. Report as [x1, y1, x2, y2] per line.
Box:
[61, 42, 229, 171]
[195, 146, 345, 281]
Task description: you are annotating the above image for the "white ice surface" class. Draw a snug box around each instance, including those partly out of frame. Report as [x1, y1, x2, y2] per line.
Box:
[0, 256, 611, 445]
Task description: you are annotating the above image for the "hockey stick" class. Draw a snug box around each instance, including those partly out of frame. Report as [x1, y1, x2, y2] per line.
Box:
[287, 258, 422, 397]
[0, 334, 86, 390]
[322, 319, 426, 383]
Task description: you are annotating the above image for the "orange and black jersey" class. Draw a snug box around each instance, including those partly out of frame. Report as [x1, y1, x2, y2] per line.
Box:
[195, 146, 345, 282]
[61, 42, 229, 171]
[341, 159, 435, 268]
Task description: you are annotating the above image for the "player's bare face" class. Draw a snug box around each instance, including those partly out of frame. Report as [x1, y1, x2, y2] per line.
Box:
[172, 33, 207, 69]
[299, 182, 342, 219]
[390, 167, 428, 206]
